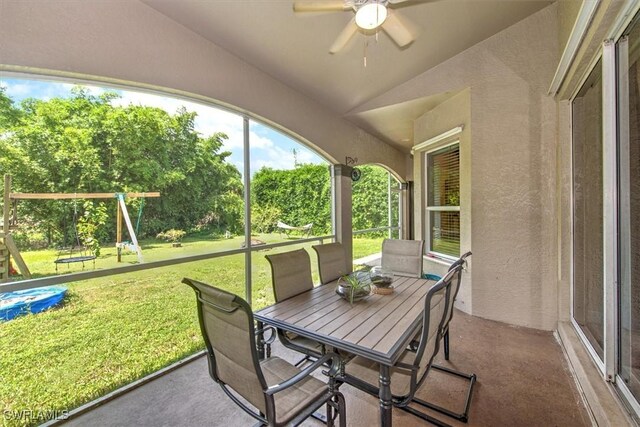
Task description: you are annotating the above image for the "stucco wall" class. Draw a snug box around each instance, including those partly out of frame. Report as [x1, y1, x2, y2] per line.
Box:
[0, 0, 406, 177]
[414, 89, 472, 313]
[361, 4, 560, 330]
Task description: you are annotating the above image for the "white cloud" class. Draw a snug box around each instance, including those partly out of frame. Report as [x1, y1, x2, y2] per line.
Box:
[111, 90, 243, 143]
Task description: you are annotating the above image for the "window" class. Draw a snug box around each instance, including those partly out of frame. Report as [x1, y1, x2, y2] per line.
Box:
[426, 143, 460, 258]
[571, 59, 604, 361]
[0, 76, 335, 416]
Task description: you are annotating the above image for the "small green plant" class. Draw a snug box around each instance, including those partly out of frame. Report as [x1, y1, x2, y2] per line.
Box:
[156, 229, 186, 245]
[339, 273, 370, 304]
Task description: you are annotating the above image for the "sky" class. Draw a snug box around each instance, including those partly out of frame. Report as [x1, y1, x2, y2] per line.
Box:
[0, 77, 326, 178]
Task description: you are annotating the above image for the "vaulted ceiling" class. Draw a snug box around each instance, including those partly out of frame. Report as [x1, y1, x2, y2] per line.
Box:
[143, 0, 552, 151]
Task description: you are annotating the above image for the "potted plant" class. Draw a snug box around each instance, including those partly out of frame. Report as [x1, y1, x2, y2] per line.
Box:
[156, 229, 186, 247]
[336, 272, 371, 304]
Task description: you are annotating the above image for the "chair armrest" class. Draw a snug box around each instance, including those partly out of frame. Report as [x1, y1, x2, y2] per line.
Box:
[255, 325, 276, 345]
[264, 353, 341, 396]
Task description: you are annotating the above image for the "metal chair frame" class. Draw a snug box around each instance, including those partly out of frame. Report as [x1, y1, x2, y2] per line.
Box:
[418, 251, 476, 423]
[183, 278, 346, 427]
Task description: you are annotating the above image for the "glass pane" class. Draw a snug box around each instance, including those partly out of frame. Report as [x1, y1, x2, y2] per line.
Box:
[0, 255, 244, 417]
[353, 231, 385, 268]
[572, 59, 604, 359]
[428, 144, 460, 207]
[0, 78, 246, 279]
[619, 12, 640, 400]
[429, 211, 460, 257]
[352, 166, 401, 264]
[249, 120, 330, 246]
[352, 165, 391, 232]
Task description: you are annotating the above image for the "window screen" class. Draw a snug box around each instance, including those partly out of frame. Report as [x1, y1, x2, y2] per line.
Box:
[427, 144, 460, 257]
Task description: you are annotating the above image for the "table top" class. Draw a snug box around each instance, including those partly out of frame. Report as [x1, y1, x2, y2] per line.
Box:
[254, 275, 436, 365]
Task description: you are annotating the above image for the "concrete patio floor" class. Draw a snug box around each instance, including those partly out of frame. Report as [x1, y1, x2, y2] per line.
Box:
[63, 310, 590, 426]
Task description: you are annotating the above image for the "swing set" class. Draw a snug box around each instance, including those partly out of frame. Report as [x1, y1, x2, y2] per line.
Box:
[1, 174, 160, 282]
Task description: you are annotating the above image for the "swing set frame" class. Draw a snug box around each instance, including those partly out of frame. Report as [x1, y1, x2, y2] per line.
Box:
[1, 174, 160, 282]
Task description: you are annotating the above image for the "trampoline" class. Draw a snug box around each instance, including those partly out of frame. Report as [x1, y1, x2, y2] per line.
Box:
[0, 286, 67, 321]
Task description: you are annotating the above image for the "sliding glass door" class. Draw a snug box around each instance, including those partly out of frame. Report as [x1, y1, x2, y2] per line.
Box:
[618, 11, 640, 407]
[571, 7, 640, 418]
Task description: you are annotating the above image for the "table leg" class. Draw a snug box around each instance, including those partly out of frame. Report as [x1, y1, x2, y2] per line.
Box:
[256, 320, 265, 360]
[379, 365, 392, 426]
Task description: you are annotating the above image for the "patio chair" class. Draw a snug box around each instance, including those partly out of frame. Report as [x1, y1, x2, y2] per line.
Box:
[414, 251, 475, 423]
[265, 249, 325, 365]
[339, 265, 461, 426]
[182, 278, 346, 427]
[312, 242, 351, 285]
[381, 239, 424, 277]
[442, 251, 472, 360]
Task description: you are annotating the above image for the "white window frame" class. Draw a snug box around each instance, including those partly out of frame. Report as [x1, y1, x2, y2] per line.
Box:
[424, 140, 460, 262]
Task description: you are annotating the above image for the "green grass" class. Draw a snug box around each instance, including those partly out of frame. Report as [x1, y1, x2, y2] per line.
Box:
[0, 235, 381, 426]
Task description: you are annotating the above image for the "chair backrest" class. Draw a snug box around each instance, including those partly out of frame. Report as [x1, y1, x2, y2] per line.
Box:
[265, 249, 314, 302]
[413, 265, 461, 390]
[182, 278, 269, 415]
[448, 251, 472, 272]
[381, 239, 424, 277]
[443, 251, 471, 329]
[312, 242, 351, 284]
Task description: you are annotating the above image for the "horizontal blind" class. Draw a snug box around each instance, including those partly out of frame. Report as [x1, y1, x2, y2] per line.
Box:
[428, 145, 460, 207]
[427, 144, 460, 257]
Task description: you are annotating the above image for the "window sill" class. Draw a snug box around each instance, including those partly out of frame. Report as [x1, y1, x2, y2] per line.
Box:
[423, 254, 454, 267]
[557, 322, 635, 425]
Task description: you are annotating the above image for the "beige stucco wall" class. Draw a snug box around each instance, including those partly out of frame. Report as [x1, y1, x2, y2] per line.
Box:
[0, 0, 406, 177]
[414, 89, 472, 313]
[359, 4, 561, 330]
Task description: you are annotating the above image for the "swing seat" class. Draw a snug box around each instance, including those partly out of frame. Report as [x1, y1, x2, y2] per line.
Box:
[54, 255, 96, 265]
[54, 246, 96, 272]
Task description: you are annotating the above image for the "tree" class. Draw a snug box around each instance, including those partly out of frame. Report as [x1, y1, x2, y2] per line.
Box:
[252, 164, 332, 235]
[251, 164, 396, 237]
[0, 87, 244, 247]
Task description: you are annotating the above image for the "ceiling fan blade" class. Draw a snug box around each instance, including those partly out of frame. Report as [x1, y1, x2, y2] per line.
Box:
[381, 10, 415, 47]
[293, 1, 349, 12]
[387, 0, 411, 4]
[329, 18, 358, 54]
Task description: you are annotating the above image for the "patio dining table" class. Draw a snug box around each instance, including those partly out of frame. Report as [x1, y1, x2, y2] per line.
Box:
[254, 273, 438, 427]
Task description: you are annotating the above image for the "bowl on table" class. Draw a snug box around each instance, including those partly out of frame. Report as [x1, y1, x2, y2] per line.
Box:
[369, 266, 394, 288]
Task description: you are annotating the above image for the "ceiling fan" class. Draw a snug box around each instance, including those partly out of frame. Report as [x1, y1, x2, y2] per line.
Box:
[293, 0, 418, 54]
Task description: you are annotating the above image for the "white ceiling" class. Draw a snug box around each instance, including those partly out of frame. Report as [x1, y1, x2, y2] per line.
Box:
[143, 0, 552, 151]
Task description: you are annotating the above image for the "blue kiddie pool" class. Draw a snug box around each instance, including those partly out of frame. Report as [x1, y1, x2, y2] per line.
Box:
[0, 286, 67, 321]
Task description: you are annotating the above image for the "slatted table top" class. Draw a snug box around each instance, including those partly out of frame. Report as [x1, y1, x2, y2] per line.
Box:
[254, 275, 437, 365]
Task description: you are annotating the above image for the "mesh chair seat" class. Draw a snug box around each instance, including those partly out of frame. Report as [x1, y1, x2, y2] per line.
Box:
[283, 331, 325, 353]
[345, 348, 425, 397]
[261, 356, 329, 424]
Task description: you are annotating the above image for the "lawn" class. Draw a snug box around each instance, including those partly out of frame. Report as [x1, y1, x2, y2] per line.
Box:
[0, 235, 383, 426]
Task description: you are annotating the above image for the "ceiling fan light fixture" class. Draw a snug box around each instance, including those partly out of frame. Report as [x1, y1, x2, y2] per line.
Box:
[355, 2, 387, 30]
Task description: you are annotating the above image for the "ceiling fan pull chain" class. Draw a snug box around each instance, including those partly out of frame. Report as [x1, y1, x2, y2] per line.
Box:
[363, 39, 368, 67]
